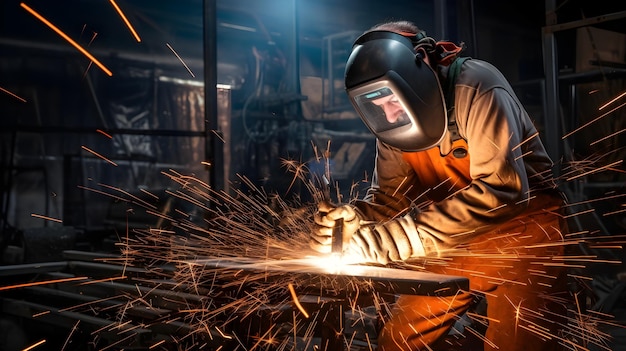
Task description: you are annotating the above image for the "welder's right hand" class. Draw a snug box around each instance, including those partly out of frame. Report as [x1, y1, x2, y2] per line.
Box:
[310, 201, 362, 254]
[346, 214, 426, 265]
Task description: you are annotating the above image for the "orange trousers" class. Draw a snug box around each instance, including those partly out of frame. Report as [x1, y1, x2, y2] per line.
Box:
[378, 195, 571, 351]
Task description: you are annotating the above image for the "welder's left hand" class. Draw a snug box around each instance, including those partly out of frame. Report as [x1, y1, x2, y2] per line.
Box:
[345, 214, 427, 265]
[310, 201, 362, 254]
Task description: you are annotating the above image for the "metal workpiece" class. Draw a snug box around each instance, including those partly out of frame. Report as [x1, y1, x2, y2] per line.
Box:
[193, 257, 469, 296]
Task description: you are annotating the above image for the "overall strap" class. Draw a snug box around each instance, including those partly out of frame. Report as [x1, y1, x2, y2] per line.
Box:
[443, 56, 471, 142]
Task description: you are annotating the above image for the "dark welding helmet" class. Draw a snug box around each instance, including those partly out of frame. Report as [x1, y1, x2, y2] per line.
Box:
[345, 30, 447, 152]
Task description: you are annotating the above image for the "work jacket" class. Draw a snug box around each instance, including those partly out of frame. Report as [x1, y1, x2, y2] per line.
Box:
[354, 59, 561, 256]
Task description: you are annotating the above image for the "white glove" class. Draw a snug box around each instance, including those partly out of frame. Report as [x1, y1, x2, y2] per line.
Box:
[347, 214, 426, 265]
[310, 201, 362, 254]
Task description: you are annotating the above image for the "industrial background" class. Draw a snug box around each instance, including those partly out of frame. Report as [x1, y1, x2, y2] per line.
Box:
[1, 0, 625, 350]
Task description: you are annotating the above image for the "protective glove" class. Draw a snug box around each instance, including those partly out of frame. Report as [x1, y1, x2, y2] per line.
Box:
[310, 201, 362, 254]
[346, 214, 426, 265]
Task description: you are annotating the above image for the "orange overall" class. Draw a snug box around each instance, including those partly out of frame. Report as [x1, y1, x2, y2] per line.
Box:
[377, 140, 570, 351]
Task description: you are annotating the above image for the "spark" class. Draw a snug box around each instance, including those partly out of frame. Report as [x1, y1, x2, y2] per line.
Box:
[392, 176, 409, 197]
[211, 128, 225, 143]
[562, 100, 626, 139]
[562, 192, 626, 208]
[465, 325, 498, 349]
[98, 332, 139, 351]
[512, 131, 538, 151]
[81, 145, 118, 166]
[565, 159, 623, 181]
[87, 31, 98, 46]
[598, 90, 626, 110]
[0, 86, 27, 102]
[603, 207, 626, 217]
[249, 325, 281, 349]
[30, 213, 62, 223]
[81, 30, 99, 77]
[563, 208, 596, 218]
[149, 340, 166, 349]
[167, 43, 196, 77]
[590, 127, 626, 146]
[567, 273, 593, 281]
[23, 340, 46, 351]
[288, 283, 309, 318]
[281, 157, 310, 194]
[485, 203, 508, 213]
[57, 295, 125, 313]
[0, 276, 88, 291]
[487, 136, 501, 150]
[109, 0, 141, 42]
[96, 129, 113, 139]
[514, 149, 533, 161]
[365, 333, 373, 350]
[32, 311, 51, 318]
[77, 185, 127, 203]
[139, 187, 159, 200]
[470, 273, 528, 286]
[20, 3, 113, 76]
[77, 276, 128, 286]
[215, 327, 233, 339]
[61, 321, 81, 351]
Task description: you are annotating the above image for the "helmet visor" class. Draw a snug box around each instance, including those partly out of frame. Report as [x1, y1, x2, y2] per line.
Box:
[353, 86, 412, 133]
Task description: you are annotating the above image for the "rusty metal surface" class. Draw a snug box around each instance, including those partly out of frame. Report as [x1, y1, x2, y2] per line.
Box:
[194, 257, 469, 296]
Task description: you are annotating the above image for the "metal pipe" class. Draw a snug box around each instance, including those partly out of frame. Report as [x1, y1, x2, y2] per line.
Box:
[204, 0, 221, 194]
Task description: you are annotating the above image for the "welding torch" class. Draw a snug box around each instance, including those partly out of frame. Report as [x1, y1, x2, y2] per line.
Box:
[331, 217, 344, 255]
[318, 147, 374, 257]
[320, 173, 345, 256]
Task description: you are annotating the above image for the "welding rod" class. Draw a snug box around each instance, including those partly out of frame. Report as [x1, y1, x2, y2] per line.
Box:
[331, 218, 343, 255]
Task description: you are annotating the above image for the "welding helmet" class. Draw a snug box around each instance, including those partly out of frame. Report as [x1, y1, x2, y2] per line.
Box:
[345, 30, 447, 152]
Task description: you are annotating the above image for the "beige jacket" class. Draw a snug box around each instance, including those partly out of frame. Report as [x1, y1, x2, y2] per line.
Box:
[354, 59, 560, 255]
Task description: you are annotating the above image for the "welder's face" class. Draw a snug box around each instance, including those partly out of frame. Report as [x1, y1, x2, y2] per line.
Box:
[371, 93, 408, 124]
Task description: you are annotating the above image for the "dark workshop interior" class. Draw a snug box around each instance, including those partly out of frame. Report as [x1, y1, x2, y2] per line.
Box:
[1, 0, 625, 350]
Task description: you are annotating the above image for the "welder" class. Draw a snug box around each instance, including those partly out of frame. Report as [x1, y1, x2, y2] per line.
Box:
[310, 20, 571, 351]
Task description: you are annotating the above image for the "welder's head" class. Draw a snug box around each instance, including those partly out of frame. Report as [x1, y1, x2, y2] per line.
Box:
[345, 30, 447, 152]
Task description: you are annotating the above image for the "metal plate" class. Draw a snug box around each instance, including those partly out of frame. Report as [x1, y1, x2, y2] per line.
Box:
[192, 257, 469, 296]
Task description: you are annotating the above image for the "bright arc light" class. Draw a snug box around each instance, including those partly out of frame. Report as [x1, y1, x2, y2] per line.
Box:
[306, 253, 368, 275]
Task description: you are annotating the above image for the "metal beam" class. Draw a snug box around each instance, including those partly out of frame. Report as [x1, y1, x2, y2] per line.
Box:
[543, 10, 626, 33]
[203, 0, 223, 198]
[542, 0, 561, 172]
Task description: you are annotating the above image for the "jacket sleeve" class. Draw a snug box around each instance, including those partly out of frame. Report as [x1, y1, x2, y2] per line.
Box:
[416, 86, 534, 254]
[353, 139, 419, 222]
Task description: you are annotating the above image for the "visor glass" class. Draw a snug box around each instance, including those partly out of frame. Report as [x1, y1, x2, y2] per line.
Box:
[353, 86, 411, 133]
